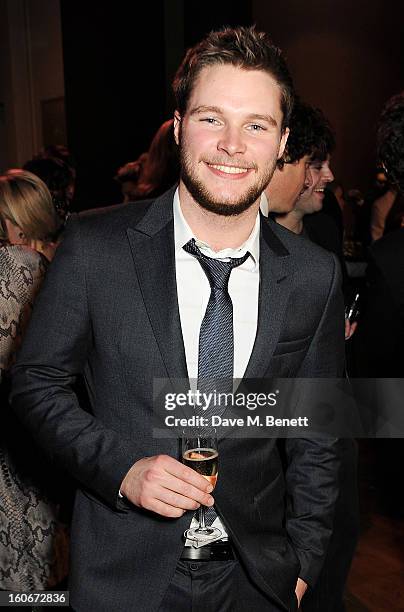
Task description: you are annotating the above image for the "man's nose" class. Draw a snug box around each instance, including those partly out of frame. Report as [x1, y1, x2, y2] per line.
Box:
[324, 166, 334, 183]
[217, 126, 247, 156]
[304, 167, 313, 188]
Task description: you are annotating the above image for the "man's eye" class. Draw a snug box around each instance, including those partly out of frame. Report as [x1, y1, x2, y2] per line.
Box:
[201, 117, 219, 125]
[248, 124, 265, 131]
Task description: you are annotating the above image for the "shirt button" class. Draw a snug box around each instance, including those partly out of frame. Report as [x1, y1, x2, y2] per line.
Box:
[190, 563, 199, 571]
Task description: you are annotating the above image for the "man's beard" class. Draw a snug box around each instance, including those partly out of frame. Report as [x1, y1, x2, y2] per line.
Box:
[179, 136, 278, 217]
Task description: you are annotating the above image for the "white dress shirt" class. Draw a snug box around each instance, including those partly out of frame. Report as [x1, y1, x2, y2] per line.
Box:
[260, 191, 269, 217]
[174, 189, 260, 383]
[173, 188, 261, 543]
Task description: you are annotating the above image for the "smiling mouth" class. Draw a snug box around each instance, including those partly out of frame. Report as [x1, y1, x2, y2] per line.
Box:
[314, 188, 325, 194]
[206, 163, 252, 175]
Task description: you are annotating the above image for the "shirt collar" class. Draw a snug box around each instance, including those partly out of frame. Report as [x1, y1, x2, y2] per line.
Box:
[260, 191, 269, 217]
[173, 187, 260, 266]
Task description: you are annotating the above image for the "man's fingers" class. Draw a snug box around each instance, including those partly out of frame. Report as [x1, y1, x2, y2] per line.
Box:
[155, 488, 201, 511]
[345, 319, 358, 340]
[143, 467, 214, 506]
[155, 455, 213, 492]
[160, 473, 214, 506]
[147, 498, 187, 518]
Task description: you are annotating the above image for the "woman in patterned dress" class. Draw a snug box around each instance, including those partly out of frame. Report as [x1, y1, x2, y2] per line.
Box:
[0, 170, 68, 591]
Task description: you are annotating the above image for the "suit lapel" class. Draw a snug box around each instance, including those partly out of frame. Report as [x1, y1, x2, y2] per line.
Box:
[244, 216, 293, 379]
[126, 189, 188, 382]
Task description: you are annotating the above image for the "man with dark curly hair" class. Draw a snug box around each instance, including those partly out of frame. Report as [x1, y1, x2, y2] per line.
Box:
[262, 100, 334, 215]
[272, 105, 351, 316]
[273, 105, 335, 228]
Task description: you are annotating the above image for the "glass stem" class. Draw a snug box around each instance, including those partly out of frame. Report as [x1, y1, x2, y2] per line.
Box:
[198, 505, 206, 530]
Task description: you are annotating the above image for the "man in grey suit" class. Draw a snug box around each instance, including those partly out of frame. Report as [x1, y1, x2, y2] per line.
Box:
[12, 27, 345, 611]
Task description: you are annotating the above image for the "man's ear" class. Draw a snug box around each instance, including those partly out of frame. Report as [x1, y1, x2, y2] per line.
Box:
[278, 127, 289, 160]
[173, 111, 181, 145]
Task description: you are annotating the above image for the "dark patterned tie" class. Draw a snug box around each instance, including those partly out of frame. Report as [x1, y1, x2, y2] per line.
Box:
[183, 238, 250, 527]
[184, 238, 250, 400]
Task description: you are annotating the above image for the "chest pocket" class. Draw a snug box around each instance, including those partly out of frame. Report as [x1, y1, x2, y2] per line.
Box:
[265, 335, 312, 377]
[273, 334, 312, 356]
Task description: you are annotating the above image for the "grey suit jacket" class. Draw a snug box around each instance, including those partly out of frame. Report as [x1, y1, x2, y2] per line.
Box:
[11, 187, 345, 612]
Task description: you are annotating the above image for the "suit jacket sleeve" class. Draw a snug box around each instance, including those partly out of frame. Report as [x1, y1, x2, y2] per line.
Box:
[11, 217, 139, 510]
[285, 253, 345, 587]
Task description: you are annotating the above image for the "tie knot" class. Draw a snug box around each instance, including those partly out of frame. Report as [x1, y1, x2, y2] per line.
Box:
[183, 239, 249, 290]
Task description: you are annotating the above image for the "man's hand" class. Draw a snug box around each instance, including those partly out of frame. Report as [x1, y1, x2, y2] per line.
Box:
[295, 578, 308, 608]
[345, 318, 358, 340]
[120, 455, 214, 518]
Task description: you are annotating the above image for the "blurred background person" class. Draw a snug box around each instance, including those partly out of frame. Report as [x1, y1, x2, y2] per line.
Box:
[275, 106, 335, 235]
[23, 156, 76, 222]
[131, 118, 179, 200]
[355, 92, 404, 377]
[114, 155, 147, 203]
[0, 168, 61, 290]
[39, 144, 77, 174]
[274, 106, 352, 298]
[0, 169, 68, 592]
[352, 92, 404, 527]
[377, 92, 404, 200]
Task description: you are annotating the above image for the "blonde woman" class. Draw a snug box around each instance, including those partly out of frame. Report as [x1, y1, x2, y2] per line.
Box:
[0, 169, 61, 375]
[0, 169, 68, 591]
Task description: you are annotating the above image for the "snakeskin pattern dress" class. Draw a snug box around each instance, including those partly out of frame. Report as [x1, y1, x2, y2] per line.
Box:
[0, 244, 69, 589]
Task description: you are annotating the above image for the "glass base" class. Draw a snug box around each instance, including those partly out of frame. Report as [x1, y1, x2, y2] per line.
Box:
[184, 526, 222, 544]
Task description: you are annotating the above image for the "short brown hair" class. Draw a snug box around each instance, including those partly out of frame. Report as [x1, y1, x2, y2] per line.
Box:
[172, 26, 295, 131]
[0, 169, 61, 242]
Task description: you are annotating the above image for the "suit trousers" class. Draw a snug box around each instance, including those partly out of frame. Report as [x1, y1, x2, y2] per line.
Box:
[158, 559, 298, 612]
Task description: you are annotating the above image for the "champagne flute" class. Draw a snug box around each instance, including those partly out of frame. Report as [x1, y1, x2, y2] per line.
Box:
[182, 435, 221, 543]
